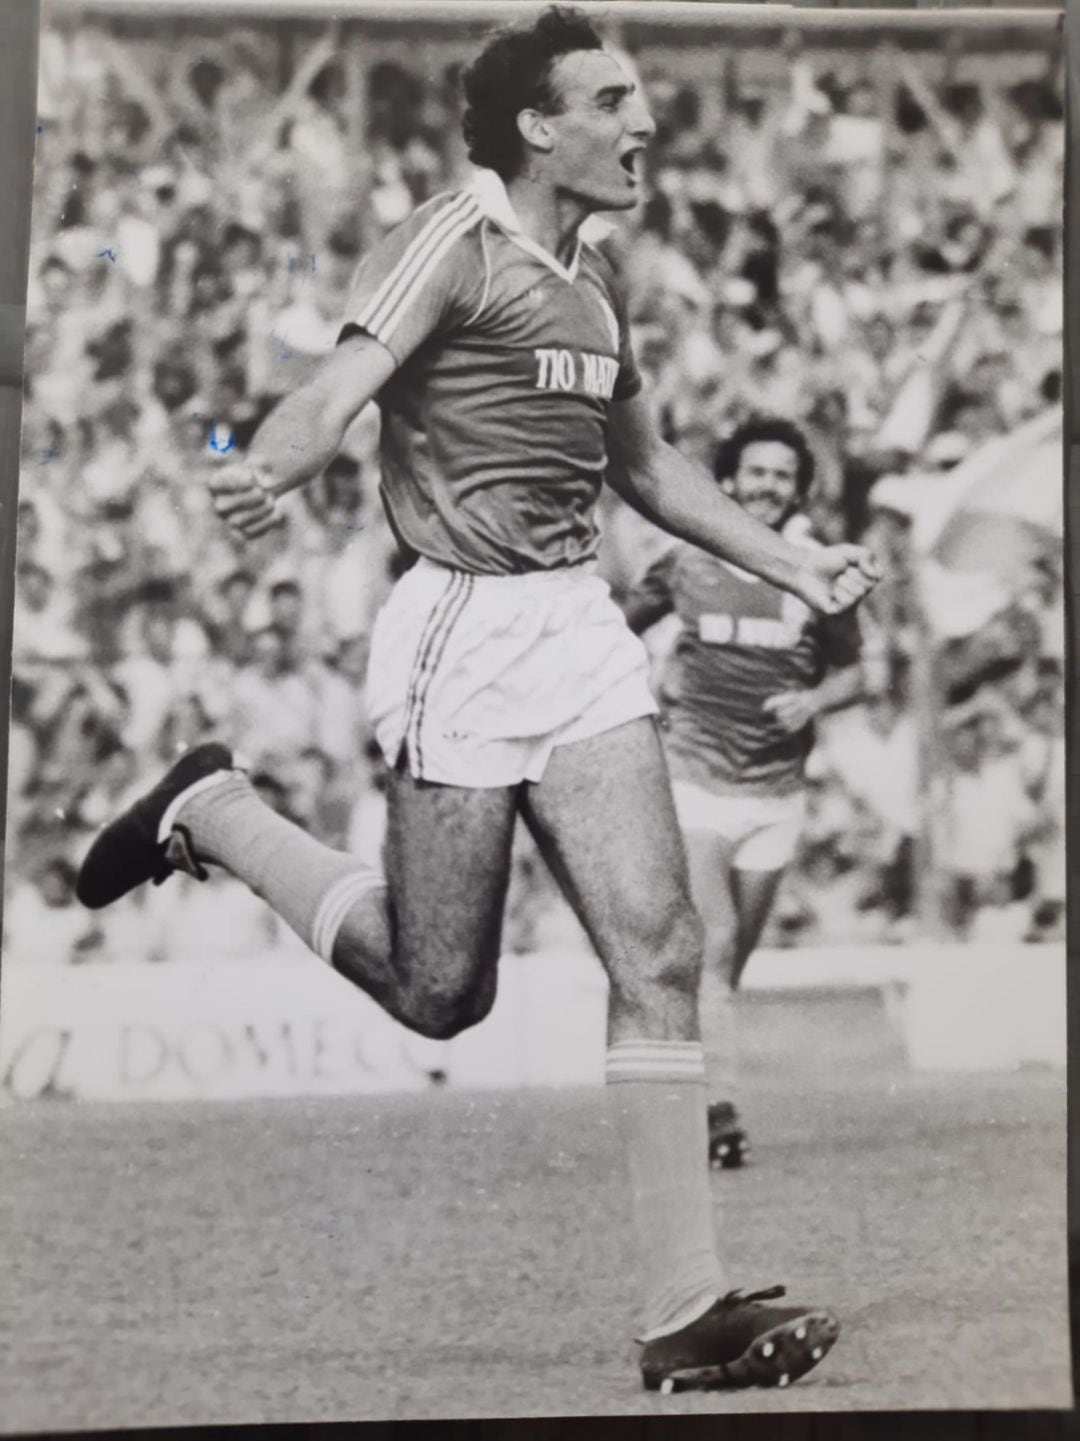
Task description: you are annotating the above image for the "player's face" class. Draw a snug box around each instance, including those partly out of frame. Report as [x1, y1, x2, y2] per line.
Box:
[730, 441, 801, 530]
[542, 50, 655, 212]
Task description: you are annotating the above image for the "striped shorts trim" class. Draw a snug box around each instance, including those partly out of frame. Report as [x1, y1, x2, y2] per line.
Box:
[366, 559, 657, 789]
[401, 572, 476, 776]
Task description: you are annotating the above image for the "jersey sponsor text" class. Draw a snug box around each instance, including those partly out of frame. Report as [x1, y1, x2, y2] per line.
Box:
[534, 347, 619, 398]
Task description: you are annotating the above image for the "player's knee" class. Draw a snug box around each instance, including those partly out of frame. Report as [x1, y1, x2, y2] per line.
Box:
[406, 1008, 463, 1042]
[406, 989, 495, 1040]
[402, 966, 498, 1040]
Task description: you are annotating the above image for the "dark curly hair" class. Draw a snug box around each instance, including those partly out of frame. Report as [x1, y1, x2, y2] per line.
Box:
[714, 414, 816, 498]
[462, 6, 604, 181]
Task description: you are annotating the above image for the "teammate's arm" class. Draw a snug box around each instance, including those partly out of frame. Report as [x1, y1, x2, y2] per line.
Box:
[813, 663, 865, 715]
[763, 664, 864, 735]
[763, 604, 865, 733]
[606, 391, 880, 616]
[208, 335, 396, 540]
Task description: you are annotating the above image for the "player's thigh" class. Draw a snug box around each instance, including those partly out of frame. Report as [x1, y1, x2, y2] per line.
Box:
[682, 825, 740, 969]
[384, 764, 519, 992]
[520, 718, 703, 1017]
[729, 866, 787, 988]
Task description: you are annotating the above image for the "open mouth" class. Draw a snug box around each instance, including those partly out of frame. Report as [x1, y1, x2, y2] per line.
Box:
[619, 148, 642, 180]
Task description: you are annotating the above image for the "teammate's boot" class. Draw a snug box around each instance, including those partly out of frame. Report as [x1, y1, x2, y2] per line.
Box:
[639, 1286, 840, 1393]
[708, 1101, 750, 1170]
[76, 742, 238, 909]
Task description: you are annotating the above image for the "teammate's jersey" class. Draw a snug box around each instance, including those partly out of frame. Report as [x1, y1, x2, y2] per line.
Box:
[634, 537, 861, 797]
[339, 172, 642, 576]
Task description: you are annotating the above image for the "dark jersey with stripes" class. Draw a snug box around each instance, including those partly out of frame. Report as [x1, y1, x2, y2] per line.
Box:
[339, 180, 642, 576]
[635, 540, 862, 796]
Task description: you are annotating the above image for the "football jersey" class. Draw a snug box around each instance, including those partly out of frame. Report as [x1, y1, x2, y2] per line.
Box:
[635, 538, 862, 796]
[339, 171, 642, 575]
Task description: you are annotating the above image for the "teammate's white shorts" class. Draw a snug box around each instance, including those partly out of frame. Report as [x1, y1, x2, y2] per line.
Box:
[367, 557, 657, 788]
[671, 781, 807, 872]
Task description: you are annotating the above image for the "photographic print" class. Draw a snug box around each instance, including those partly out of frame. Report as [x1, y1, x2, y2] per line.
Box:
[0, 0, 1069, 1426]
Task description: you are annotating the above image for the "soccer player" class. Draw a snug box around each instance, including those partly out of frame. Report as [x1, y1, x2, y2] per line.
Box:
[77, 9, 878, 1393]
[623, 417, 865, 1168]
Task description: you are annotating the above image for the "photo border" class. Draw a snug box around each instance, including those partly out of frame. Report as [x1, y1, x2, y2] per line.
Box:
[0, 2, 1072, 1437]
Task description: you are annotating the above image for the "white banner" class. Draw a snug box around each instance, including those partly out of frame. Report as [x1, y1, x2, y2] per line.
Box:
[0, 944, 1064, 1102]
[0, 952, 610, 1103]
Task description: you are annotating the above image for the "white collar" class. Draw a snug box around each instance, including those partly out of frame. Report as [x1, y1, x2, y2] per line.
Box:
[466, 167, 583, 283]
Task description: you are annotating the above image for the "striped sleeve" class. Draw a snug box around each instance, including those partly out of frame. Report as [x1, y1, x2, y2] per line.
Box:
[338, 192, 483, 364]
[587, 246, 643, 402]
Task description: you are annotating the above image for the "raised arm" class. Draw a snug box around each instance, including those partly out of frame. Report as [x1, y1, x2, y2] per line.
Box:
[209, 334, 397, 541]
[606, 391, 879, 616]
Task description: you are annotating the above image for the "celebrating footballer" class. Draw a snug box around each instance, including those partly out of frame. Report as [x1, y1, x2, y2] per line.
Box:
[78, 6, 879, 1394]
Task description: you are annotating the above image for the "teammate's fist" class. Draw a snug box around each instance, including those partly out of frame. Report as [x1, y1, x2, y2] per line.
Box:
[208, 461, 283, 541]
[795, 544, 881, 616]
[762, 689, 819, 735]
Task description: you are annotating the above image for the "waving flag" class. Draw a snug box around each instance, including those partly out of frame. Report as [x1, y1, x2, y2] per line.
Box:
[879, 409, 1062, 639]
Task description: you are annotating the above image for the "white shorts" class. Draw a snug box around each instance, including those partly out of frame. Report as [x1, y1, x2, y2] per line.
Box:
[671, 781, 806, 872]
[367, 558, 657, 788]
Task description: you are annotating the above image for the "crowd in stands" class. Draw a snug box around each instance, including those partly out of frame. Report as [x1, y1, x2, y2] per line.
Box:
[6, 18, 1065, 964]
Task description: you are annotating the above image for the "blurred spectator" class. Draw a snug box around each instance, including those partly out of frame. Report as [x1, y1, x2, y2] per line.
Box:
[13, 560, 84, 669]
[227, 624, 326, 772]
[202, 567, 257, 667]
[933, 699, 1042, 943]
[3, 858, 99, 964]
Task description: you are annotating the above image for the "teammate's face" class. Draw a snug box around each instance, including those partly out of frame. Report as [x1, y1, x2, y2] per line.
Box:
[541, 50, 655, 212]
[730, 441, 802, 530]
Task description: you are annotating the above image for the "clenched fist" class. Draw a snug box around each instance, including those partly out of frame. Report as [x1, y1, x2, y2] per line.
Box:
[791, 544, 881, 617]
[208, 460, 283, 541]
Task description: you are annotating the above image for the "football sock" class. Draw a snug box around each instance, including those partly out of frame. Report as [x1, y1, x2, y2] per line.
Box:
[172, 772, 391, 967]
[607, 1039, 726, 1340]
[699, 968, 738, 1105]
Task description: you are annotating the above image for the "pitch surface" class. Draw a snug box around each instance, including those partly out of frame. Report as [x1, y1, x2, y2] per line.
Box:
[0, 1070, 1069, 1427]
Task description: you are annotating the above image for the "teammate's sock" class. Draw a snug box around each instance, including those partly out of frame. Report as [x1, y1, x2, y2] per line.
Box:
[172, 772, 390, 965]
[699, 969, 738, 1105]
[607, 1039, 726, 1340]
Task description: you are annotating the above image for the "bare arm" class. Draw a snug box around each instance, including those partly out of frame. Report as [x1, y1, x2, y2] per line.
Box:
[813, 662, 864, 715]
[762, 662, 865, 737]
[606, 391, 879, 615]
[607, 392, 803, 592]
[209, 333, 396, 538]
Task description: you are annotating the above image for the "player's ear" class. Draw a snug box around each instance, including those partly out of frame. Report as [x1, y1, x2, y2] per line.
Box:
[518, 108, 555, 156]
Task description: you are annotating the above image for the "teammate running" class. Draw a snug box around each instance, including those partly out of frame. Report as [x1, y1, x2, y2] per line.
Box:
[77, 9, 878, 1393]
[624, 417, 864, 1168]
